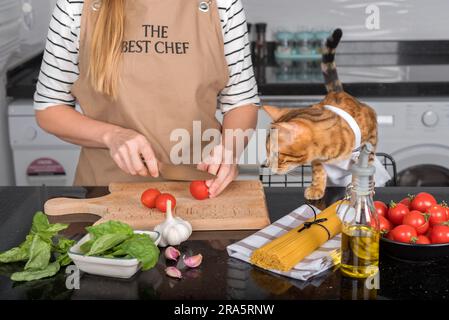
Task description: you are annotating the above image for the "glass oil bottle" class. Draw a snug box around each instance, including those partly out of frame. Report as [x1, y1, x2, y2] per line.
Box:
[340, 143, 380, 279]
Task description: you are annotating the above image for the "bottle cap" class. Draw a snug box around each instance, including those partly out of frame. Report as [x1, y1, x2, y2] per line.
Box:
[352, 143, 376, 193]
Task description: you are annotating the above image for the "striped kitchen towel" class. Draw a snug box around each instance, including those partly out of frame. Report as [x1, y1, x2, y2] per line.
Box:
[227, 205, 341, 281]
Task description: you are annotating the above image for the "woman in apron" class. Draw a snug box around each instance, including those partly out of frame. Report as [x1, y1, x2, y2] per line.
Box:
[34, 0, 259, 197]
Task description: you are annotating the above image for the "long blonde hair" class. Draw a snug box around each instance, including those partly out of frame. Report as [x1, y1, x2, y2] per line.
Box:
[88, 0, 125, 99]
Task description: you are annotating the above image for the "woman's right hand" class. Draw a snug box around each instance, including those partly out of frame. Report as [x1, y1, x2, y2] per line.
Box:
[102, 127, 159, 177]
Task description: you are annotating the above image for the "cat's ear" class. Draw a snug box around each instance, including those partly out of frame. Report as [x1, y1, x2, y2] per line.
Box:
[263, 105, 289, 121]
[273, 122, 297, 132]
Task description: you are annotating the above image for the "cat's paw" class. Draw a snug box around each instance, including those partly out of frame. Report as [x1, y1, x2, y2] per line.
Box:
[305, 186, 325, 200]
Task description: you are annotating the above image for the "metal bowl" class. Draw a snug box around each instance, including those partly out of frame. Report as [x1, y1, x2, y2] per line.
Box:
[380, 237, 449, 262]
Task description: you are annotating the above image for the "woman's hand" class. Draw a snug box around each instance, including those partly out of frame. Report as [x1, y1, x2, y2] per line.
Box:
[103, 127, 159, 177]
[197, 144, 239, 198]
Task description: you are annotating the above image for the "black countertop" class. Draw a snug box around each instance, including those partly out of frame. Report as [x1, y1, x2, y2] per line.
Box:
[1, 186, 449, 300]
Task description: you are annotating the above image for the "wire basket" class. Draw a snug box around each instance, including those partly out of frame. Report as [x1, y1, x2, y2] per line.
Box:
[260, 153, 397, 187]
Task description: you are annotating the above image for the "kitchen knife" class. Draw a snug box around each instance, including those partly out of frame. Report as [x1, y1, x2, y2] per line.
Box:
[140, 154, 216, 181]
[158, 162, 216, 181]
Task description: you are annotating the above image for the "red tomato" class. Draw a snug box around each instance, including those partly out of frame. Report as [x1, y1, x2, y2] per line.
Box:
[399, 195, 414, 208]
[430, 225, 449, 244]
[428, 204, 448, 226]
[379, 216, 392, 235]
[391, 225, 417, 243]
[412, 235, 431, 245]
[410, 192, 437, 212]
[141, 188, 161, 208]
[386, 232, 395, 241]
[402, 210, 429, 235]
[374, 201, 388, 217]
[189, 180, 209, 200]
[442, 203, 449, 220]
[155, 193, 177, 213]
[388, 202, 409, 226]
[426, 226, 433, 238]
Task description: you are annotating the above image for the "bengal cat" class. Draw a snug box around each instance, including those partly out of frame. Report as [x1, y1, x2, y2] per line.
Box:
[264, 29, 378, 200]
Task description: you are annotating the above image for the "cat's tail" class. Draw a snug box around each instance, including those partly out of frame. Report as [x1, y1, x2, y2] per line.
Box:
[321, 28, 343, 93]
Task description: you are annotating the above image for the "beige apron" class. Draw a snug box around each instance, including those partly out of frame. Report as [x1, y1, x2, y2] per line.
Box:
[72, 0, 229, 186]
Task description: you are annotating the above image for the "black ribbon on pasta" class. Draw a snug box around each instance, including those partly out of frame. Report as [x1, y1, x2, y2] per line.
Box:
[297, 204, 331, 240]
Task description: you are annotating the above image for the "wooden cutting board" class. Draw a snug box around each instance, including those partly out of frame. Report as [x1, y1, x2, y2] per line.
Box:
[44, 180, 271, 231]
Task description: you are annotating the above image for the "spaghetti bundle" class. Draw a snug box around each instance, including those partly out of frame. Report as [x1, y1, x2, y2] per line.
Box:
[250, 201, 343, 272]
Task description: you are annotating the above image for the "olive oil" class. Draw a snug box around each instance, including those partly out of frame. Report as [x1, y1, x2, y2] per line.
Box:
[341, 225, 379, 278]
[339, 144, 380, 279]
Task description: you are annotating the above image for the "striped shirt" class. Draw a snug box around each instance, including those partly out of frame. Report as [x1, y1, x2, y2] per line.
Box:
[34, 0, 260, 113]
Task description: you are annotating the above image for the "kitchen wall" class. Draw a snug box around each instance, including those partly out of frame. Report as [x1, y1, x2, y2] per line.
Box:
[243, 0, 449, 41]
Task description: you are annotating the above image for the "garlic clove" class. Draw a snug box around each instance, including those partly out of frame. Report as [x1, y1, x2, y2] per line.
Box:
[183, 254, 203, 268]
[165, 266, 182, 279]
[164, 246, 181, 261]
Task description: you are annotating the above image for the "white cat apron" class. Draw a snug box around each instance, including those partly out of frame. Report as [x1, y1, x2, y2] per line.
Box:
[322, 105, 391, 187]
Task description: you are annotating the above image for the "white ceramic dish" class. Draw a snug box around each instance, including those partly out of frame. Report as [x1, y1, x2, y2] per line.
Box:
[68, 230, 161, 279]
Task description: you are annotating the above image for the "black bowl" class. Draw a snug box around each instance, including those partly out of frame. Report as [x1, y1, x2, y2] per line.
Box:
[380, 237, 449, 262]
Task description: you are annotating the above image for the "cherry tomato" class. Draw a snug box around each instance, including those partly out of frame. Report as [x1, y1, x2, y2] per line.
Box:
[399, 195, 414, 208]
[379, 216, 392, 236]
[430, 225, 449, 244]
[189, 180, 209, 200]
[442, 202, 449, 220]
[391, 225, 417, 243]
[412, 235, 431, 245]
[374, 201, 388, 217]
[141, 188, 161, 209]
[402, 210, 429, 235]
[410, 192, 437, 212]
[426, 226, 433, 238]
[428, 204, 448, 226]
[388, 202, 409, 226]
[155, 193, 177, 213]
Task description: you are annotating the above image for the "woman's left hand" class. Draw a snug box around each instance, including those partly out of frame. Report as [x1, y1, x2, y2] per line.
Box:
[197, 145, 239, 198]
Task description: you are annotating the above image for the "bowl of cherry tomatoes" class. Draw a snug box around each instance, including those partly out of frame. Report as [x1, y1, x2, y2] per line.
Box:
[377, 192, 449, 261]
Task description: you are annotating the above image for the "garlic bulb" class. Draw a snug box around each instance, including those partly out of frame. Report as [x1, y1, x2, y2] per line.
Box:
[154, 200, 192, 247]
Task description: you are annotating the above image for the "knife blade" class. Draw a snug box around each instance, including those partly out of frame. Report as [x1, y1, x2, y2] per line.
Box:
[158, 163, 216, 181]
[140, 154, 216, 181]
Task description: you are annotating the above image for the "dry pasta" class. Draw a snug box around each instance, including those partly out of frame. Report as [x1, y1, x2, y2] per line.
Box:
[250, 201, 343, 272]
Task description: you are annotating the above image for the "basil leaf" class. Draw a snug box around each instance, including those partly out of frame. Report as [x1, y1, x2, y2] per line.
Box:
[24, 235, 51, 271]
[30, 212, 50, 234]
[11, 262, 60, 282]
[86, 221, 133, 239]
[79, 239, 94, 254]
[0, 235, 34, 263]
[111, 248, 128, 257]
[87, 234, 130, 256]
[118, 234, 160, 271]
[53, 237, 76, 253]
[31, 212, 68, 241]
[56, 253, 72, 267]
[53, 237, 76, 267]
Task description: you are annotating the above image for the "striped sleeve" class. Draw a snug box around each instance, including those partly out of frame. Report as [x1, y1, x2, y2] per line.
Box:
[217, 0, 260, 113]
[33, 0, 81, 110]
